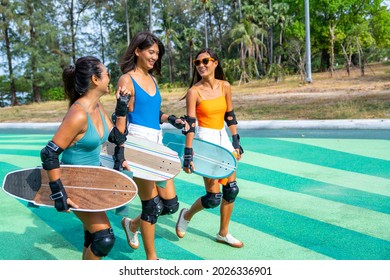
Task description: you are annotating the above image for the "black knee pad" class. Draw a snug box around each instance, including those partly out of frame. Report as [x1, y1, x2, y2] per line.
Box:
[90, 228, 116, 257]
[141, 196, 163, 224]
[84, 230, 93, 248]
[223, 181, 239, 203]
[160, 196, 179, 216]
[201, 192, 222, 209]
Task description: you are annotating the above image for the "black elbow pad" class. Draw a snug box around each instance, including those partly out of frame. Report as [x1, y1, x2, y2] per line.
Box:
[40, 141, 64, 170]
[182, 115, 196, 135]
[108, 126, 127, 145]
[224, 110, 238, 126]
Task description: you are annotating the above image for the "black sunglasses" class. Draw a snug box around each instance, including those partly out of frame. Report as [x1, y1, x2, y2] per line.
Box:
[193, 57, 215, 67]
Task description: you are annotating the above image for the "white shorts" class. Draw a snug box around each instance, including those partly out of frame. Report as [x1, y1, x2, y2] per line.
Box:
[127, 123, 163, 144]
[195, 126, 234, 153]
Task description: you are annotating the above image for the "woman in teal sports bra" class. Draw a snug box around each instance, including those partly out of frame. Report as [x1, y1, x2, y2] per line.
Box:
[40, 56, 131, 260]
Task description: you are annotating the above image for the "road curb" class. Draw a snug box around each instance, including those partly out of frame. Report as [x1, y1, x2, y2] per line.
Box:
[1, 119, 390, 130]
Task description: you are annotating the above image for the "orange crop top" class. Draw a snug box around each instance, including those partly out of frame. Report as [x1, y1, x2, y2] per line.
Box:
[195, 84, 227, 130]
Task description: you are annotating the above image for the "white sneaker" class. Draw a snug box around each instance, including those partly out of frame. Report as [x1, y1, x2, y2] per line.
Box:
[176, 208, 190, 238]
[216, 233, 243, 248]
[121, 217, 140, 249]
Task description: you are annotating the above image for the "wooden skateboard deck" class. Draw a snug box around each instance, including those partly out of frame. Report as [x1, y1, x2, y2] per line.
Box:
[162, 132, 237, 179]
[2, 165, 138, 212]
[100, 135, 181, 182]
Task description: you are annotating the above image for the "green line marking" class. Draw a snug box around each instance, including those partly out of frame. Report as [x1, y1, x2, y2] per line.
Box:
[159, 202, 332, 260]
[177, 173, 390, 242]
[175, 176, 390, 260]
[240, 151, 390, 197]
[0, 191, 79, 260]
[242, 138, 390, 179]
[278, 138, 390, 161]
[239, 178, 390, 241]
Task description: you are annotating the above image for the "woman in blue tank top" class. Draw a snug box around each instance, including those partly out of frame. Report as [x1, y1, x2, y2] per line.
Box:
[116, 31, 185, 260]
[40, 56, 131, 260]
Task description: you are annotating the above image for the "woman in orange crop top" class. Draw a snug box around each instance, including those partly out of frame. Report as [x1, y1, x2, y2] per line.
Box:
[176, 48, 244, 248]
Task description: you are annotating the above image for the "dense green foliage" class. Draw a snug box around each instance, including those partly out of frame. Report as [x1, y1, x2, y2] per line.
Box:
[1, 0, 389, 106]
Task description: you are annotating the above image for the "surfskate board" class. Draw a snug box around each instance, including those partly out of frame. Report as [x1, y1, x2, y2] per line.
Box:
[2, 165, 138, 212]
[162, 132, 237, 179]
[100, 135, 181, 182]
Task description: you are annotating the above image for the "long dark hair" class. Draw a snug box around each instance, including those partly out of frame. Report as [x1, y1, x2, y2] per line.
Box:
[181, 48, 226, 100]
[62, 56, 102, 107]
[120, 31, 165, 75]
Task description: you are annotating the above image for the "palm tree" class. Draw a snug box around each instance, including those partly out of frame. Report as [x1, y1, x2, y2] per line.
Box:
[272, 3, 290, 65]
[183, 27, 201, 79]
[156, 9, 182, 83]
[229, 19, 266, 84]
[124, 0, 130, 45]
[199, 0, 209, 48]
[149, 0, 152, 32]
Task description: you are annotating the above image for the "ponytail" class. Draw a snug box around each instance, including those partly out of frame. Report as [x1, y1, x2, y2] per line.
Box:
[62, 56, 102, 107]
[62, 66, 77, 107]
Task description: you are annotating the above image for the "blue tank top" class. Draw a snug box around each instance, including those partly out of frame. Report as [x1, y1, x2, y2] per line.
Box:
[128, 75, 161, 130]
[61, 102, 109, 166]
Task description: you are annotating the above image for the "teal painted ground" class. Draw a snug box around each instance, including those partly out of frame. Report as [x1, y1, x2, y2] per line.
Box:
[0, 132, 389, 260]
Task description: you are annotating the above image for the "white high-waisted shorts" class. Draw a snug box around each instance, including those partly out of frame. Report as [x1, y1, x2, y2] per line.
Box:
[127, 123, 163, 144]
[195, 126, 234, 153]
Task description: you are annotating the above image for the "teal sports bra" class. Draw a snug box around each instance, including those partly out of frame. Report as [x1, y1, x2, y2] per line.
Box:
[61, 102, 109, 166]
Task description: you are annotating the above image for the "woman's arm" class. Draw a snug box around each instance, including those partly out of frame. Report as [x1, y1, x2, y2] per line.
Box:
[223, 81, 243, 160]
[41, 106, 86, 211]
[121, 75, 135, 112]
[50, 107, 87, 181]
[182, 87, 198, 173]
[105, 84, 132, 171]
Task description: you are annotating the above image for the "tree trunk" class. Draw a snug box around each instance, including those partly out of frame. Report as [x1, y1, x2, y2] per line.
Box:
[203, 4, 208, 48]
[239, 41, 249, 85]
[356, 38, 365, 76]
[329, 24, 336, 77]
[268, 28, 273, 66]
[340, 43, 351, 77]
[149, 0, 152, 32]
[167, 36, 173, 83]
[71, 0, 76, 63]
[215, 4, 224, 58]
[299, 54, 305, 81]
[98, 10, 105, 64]
[277, 30, 282, 65]
[188, 41, 193, 80]
[125, 0, 130, 45]
[268, 0, 273, 67]
[29, 2, 41, 103]
[319, 49, 330, 72]
[260, 33, 266, 75]
[253, 49, 260, 79]
[258, 56, 265, 77]
[253, 59, 260, 79]
[1, 12, 18, 106]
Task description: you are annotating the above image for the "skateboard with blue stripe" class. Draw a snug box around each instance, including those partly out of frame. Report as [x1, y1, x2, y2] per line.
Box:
[100, 135, 181, 182]
[162, 132, 237, 179]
